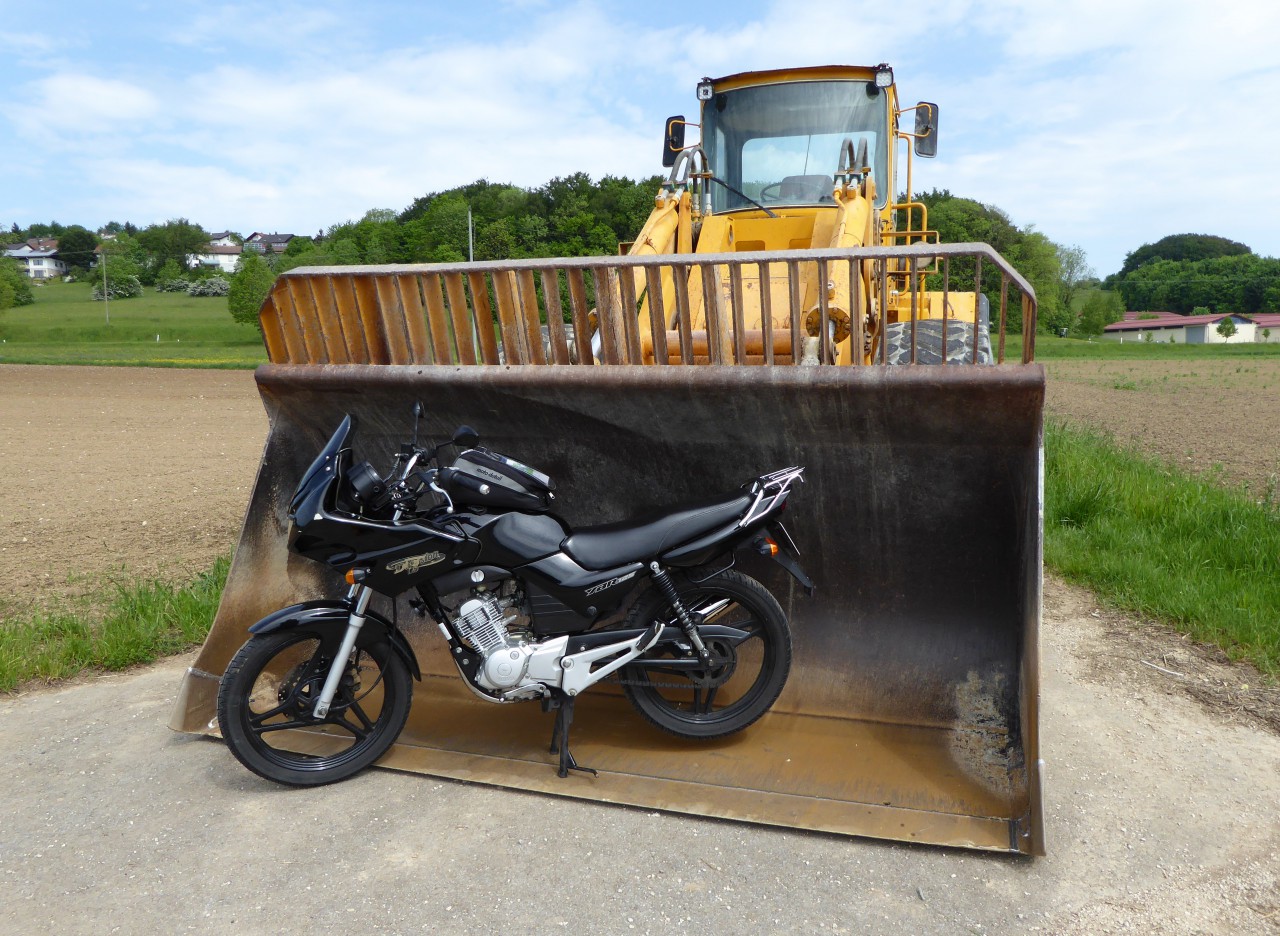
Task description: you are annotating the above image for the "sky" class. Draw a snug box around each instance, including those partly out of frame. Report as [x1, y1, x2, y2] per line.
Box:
[2, 0, 1278, 276]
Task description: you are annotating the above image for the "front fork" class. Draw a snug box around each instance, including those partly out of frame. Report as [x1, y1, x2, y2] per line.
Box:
[311, 584, 372, 718]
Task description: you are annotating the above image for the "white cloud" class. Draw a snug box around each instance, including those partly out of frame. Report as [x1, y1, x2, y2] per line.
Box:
[3, 0, 1278, 273]
[5, 74, 160, 141]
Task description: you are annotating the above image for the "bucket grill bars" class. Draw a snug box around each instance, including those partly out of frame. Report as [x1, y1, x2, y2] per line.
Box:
[260, 244, 1037, 367]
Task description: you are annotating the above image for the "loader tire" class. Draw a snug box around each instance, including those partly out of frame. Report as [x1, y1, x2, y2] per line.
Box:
[217, 628, 412, 786]
[618, 570, 791, 739]
[884, 293, 993, 364]
[883, 318, 994, 364]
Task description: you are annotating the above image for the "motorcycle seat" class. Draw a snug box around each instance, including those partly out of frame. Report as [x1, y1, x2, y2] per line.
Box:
[561, 490, 752, 571]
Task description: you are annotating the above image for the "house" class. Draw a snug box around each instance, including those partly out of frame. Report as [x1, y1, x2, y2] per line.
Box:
[207, 232, 239, 248]
[3, 238, 67, 279]
[1102, 310, 1255, 344]
[187, 243, 242, 275]
[244, 232, 295, 254]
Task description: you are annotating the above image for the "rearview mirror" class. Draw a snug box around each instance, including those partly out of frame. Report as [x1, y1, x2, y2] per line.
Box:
[662, 115, 686, 168]
[452, 425, 479, 449]
[914, 103, 938, 158]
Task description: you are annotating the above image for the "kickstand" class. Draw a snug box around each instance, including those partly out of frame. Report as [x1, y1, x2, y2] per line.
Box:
[544, 694, 598, 779]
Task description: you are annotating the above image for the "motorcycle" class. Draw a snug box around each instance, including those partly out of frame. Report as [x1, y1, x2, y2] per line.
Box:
[216, 403, 813, 785]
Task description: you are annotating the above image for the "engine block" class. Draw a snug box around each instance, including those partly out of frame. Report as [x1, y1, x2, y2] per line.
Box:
[457, 595, 535, 693]
[455, 595, 509, 655]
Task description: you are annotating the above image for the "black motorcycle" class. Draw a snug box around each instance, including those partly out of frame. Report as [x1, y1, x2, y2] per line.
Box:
[216, 404, 812, 785]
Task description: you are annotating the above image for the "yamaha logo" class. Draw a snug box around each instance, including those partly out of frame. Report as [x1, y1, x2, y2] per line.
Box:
[386, 551, 446, 574]
[584, 570, 637, 596]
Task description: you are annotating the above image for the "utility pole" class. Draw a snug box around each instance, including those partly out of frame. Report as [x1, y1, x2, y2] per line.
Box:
[102, 246, 110, 326]
[468, 207, 474, 262]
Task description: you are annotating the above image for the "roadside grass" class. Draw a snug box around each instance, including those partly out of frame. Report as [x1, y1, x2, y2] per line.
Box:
[0, 557, 229, 692]
[0, 280, 265, 368]
[1045, 420, 1280, 676]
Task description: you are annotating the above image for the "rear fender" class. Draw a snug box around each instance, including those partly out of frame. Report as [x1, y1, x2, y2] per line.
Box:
[248, 600, 422, 681]
[762, 521, 816, 596]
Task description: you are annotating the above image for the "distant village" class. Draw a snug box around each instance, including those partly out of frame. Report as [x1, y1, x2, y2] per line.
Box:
[4, 231, 297, 280]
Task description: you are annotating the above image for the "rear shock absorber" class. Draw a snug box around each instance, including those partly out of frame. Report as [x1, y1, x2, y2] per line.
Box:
[648, 562, 712, 664]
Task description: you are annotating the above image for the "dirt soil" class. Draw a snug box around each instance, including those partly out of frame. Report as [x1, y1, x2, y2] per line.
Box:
[0, 365, 266, 608]
[1, 363, 1278, 934]
[1044, 357, 1280, 494]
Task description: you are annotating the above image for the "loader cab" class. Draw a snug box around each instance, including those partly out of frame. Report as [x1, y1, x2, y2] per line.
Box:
[698, 67, 897, 215]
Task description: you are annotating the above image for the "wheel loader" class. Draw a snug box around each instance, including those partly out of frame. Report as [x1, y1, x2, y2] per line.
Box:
[173, 64, 1046, 854]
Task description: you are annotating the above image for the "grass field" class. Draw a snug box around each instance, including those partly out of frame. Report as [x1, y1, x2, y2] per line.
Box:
[1045, 420, 1279, 675]
[0, 558, 229, 692]
[1036, 334, 1280, 359]
[0, 280, 266, 367]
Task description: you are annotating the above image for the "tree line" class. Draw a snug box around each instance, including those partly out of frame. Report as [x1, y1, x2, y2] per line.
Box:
[12, 183, 1271, 333]
[1104, 234, 1279, 315]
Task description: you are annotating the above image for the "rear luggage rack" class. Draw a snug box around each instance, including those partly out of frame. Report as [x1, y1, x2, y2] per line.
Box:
[740, 467, 805, 527]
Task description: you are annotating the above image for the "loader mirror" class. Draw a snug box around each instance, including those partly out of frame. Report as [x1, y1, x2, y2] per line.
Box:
[451, 425, 479, 449]
[914, 103, 939, 158]
[662, 115, 686, 168]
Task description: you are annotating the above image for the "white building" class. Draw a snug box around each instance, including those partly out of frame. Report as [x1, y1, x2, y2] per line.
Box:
[3, 239, 67, 279]
[187, 243, 242, 275]
[1102, 310, 1256, 344]
[1248, 313, 1280, 343]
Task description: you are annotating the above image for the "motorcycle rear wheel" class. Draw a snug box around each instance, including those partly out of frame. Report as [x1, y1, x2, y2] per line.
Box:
[216, 628, 412, 786]
[618, 570, 791, 739]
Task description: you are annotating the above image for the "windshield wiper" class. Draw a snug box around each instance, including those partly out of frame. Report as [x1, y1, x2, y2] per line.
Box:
[707, 176, 778, 218]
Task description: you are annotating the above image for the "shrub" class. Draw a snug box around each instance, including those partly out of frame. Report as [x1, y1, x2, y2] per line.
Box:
[228, 252, 276, 327]
[0, 259, 35, 309]
[155, 277, 191, 293]
[92, 275, 143, 300]
[186, 276, 230, 297]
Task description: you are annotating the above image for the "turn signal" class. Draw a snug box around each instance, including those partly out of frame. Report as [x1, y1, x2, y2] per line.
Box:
[755, 537, 779, 557]
[344, 568, 358, 585]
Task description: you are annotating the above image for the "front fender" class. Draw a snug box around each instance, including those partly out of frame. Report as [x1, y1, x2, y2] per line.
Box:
[248, 600, 422, 681]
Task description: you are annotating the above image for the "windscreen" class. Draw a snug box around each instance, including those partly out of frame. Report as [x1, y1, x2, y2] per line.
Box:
[701, 80, 890, 211]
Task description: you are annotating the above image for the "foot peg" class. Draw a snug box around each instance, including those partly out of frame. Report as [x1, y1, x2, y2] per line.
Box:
[544, 694, 597, 779]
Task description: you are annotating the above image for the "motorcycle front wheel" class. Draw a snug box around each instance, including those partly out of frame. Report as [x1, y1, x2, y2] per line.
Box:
[618, 570, 792, 739]
[216, 627, 412, 786]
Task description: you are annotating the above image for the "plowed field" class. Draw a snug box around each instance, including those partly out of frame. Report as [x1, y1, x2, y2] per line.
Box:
[1044, 357, 1280, 493]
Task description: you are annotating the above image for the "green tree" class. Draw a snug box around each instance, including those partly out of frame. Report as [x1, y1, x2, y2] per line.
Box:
[1076, 290, 1125, 336]
[92, 236, 144, 297]
[25, 221, 66, 238]
[1117, 253, 1280, 313]
[1117, 233, 1250, 278]
[137, 219, 209, 281]
[1055, 244, 1094, 315]
[55, 226, 99, 271]
[1008, 230, 1063, 334]
[228, 252, 277, 327]
[911, 190, 1061, 333]
[0, 258, 35, 309]
[1216, 318, 1237, 339]
[154, 259, 190, 291]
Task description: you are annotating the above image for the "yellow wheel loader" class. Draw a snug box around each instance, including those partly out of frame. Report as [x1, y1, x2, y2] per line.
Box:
[173, 65, 1045, 854]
